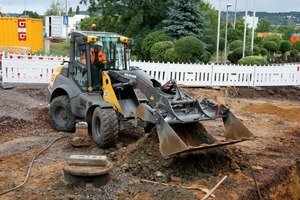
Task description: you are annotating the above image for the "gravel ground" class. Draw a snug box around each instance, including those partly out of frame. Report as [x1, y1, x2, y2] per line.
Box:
[0, 84, 300, 200]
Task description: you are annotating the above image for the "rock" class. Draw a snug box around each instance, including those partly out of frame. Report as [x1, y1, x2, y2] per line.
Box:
[121, 163, 130, 171]
[71, 122, 91, 147]
[170, 174, 182, 185]
[230, 161, 240, 170]
[251, 165, 263, 171]
[155, 171, 167, 183]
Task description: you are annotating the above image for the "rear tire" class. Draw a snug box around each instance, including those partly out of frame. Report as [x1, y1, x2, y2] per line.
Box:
[49, 95, 76, 132]
[92, 107, 119, 148]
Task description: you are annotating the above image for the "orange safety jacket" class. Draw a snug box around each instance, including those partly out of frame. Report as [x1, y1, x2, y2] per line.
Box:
[81, 48, 107, 64]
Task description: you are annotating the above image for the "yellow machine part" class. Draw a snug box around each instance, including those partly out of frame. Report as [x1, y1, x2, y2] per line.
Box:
[102, 71, 124, 115]
[50, 65, 63, 88]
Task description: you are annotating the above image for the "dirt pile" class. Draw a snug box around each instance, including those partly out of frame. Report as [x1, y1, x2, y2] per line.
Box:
[243, 103, 300, 122]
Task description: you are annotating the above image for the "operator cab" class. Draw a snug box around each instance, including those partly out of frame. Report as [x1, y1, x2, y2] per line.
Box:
[70, 31, 132, 92]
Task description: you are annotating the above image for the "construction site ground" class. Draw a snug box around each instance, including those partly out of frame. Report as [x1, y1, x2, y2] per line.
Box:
[0, 84, 299, 200]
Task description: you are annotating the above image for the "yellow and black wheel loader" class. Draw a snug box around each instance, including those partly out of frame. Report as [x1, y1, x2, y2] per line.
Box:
[48, 30, 254, 157]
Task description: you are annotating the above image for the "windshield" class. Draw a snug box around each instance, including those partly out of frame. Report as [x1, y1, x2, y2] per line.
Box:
[91, 36, 127, 71]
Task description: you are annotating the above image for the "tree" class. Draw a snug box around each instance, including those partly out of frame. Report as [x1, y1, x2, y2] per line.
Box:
[19, 10, 40, 18]
[256, 17, 272, 32]
[76, 6, 80, 14]
[292, 41, 300, 51]
[202, 35, 216, 54]
[279, 40, 292, 59]
[68, 7, 74, 16]
[45, 0, 62, 16]
[229, 40, 243, 51]
[80, 0, 170, 36]
[277, 23, 297, 40]
[263, 41, 278, 58]
[80, 0, 171, 58]
[200, 2, 218, 41]
[163, 0, 207, 40]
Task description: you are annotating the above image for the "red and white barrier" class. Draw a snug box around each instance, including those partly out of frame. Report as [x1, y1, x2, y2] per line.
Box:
[1, 52, 68, 84]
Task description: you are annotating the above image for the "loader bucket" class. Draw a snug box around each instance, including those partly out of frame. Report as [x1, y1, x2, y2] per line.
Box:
[136, 104, 254, 157]
[135, 104, 188, 156]
[222, 110, 254, 140]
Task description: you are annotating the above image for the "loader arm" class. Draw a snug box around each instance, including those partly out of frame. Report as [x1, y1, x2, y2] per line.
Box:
[105, 67, 254, 157]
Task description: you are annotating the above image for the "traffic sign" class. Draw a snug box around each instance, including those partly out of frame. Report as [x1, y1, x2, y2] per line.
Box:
[63, 15, 68, 25]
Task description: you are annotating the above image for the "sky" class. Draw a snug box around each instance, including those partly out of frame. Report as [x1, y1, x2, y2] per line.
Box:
[206, 0, 300, 13]
[0, 0, 299, 14]
[0, 0, 88, 15]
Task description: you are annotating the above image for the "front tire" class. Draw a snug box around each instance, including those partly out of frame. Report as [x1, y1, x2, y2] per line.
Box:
[92, 107, 119, 148]
[49, 95, 76, 132]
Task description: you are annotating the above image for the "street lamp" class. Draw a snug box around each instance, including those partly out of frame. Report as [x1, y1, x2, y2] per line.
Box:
[233, 0, 237, 29]
[251, 0, 257, 51]
[216, 0, 221, 63]
[242, 0, 249, 58]
[224, 3, 232, 64]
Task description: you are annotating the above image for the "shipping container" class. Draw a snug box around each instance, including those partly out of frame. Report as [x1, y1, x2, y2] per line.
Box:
[45, 15, 88, 39]
[0, 17, 44, 54]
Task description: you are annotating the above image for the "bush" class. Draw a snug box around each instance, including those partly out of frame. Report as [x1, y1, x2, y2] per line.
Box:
[164, 48, 178, 62]
[279, 40, 292, 56]
[229, 40, 243, 51]
[252, 46, 261, 56]
[201, 51, 211, 64]
[150, 41, 174, 62]
[260, 48, 268, 56]
[263, 41, 278, 54]
[292, 41, 300, 51]
[141, 30, 171, 61]
[202, 35, 216, 54]
[227, 47, 252, 64]
[174, 36, 205, 63]
[238, 56, 268, 66]
[290, 49, 299, 57]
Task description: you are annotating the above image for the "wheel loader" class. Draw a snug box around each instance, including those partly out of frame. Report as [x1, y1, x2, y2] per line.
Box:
[48, 30, 254, 157]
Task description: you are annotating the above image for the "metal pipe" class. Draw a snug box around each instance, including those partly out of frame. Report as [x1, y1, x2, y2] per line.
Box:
[224, 4, 232, 64]
[233, 0, 237, 29]
[251, 0, 257, 52]
[242, 0, 249, 58]
[216, 0, 222, 63]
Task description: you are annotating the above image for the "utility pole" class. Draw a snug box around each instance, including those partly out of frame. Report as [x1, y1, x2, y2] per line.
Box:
[242, 0, 249, 58]
[65, 0, 68, 40]
[251, 0, 257, 52]
[216, 0, 221, 63]
[233, 0, 237, 29]
[24, 0, 27, 16]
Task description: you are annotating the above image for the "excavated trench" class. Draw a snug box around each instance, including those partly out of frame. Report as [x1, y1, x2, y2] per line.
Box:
[243, 160, 300, 200]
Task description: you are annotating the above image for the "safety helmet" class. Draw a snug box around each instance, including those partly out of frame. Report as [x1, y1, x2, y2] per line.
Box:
[94, 41, 103, 47]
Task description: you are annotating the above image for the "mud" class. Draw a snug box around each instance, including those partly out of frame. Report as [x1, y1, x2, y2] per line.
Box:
[0, 84, 300, 199]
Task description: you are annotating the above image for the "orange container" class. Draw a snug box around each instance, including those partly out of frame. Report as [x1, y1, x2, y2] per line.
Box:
[0, 17, 43, 54]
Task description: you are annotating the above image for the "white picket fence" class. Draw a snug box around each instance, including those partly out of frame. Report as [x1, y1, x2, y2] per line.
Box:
[130, 61, 300, 87]
[1, 52, 300, 87]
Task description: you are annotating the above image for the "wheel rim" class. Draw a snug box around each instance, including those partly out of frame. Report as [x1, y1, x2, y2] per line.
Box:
[55, 107, 67, 125]
[94, 115, 101, 137]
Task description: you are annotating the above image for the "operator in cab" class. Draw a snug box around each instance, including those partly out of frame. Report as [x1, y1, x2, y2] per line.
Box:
[90, 41, 107, 89]
[80, 40, 107, 89]
[90, 41, 107, 67]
